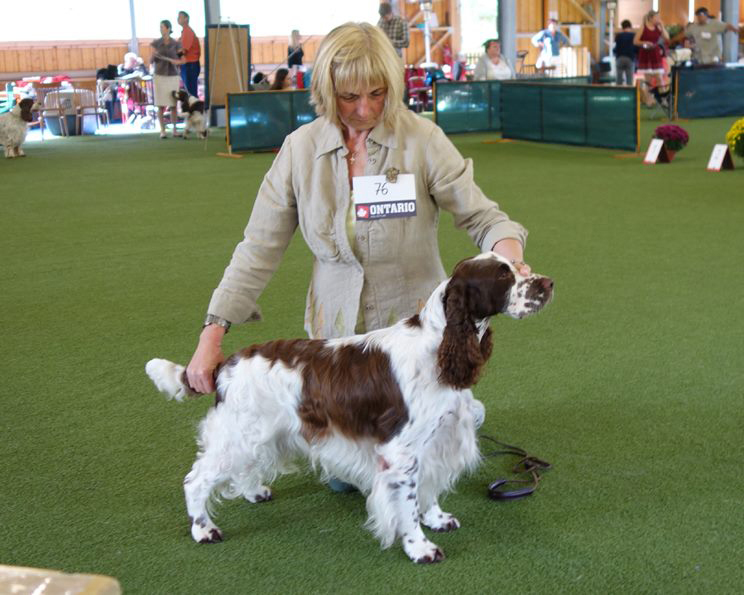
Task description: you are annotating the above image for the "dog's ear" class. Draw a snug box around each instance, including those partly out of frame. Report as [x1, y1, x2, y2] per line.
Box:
[19, 99, 34, 122]
[437, 278, 487, 389]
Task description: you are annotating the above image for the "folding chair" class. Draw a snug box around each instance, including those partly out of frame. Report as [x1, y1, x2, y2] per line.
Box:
[33, 82, 69, 139]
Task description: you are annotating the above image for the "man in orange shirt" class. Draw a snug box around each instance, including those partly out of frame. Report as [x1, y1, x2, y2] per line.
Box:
[177, 10, 201, 97]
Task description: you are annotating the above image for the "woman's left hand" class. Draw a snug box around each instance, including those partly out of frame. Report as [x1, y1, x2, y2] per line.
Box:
[492, 238, 532, 276]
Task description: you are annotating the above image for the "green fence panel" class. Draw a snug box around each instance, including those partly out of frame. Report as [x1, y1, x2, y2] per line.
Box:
[529, 76, 591, 85]
[676, 67, 744, 118]
[586, 87, 637, 150]
[293, 90, 316, 129]
[501, 83, 637, 151]
[542, 87, 586, 145]
[434, 81, 493, 133]
[500, 84, 542, 141]
[433, 76, 589, 134]
[227, 90, 316, 151]
[489, 82, 501, 130]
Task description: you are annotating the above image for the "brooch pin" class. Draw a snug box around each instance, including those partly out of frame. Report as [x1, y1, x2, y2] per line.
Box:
[385, 167, 399, 183]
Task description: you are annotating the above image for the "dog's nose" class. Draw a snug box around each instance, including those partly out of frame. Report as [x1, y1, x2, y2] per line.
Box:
[541, 277, 554, 291]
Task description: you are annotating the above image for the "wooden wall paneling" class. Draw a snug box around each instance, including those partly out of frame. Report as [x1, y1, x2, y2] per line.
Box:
[253, 41, 264, 65]
[56, 47, 68, 72]
[617, 0, 653, 28]
[93, 46, 106, 68]
[43, 48, 56, 72]
[559, 0, 592, 23]
[18, 51, 30, 73]
[519, 0, 544, 32]
[275, 40, 286, 64]
[107, 47, 122, 66]
[660, 0, 690, 25]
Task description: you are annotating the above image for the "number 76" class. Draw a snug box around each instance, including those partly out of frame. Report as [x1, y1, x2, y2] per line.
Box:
[374, 182, 388, 195]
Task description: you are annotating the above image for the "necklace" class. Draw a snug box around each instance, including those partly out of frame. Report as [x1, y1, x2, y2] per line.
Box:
[349, 151, 358, 164]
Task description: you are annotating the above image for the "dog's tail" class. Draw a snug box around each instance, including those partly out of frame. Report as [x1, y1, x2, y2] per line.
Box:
[145, 358, 200, 401]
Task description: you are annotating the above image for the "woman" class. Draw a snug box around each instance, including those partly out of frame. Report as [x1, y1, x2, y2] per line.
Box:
[288, 29, 304, 69]
[270, 68, 291, 91]
[150, 19, 183, 138]
[634, 10, 669, 107]
[473, 39, 514, 81]
[186, 22, 530, 418]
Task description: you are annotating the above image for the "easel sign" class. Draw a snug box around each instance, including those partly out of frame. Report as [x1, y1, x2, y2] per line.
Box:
[707, 144, 735, 171]
[644, 138, 670, 164]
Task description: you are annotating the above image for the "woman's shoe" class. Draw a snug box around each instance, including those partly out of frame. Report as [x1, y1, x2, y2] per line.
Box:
[328, 478, 357, 493]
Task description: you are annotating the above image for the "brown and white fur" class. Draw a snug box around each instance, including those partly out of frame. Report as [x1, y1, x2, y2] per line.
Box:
[173, 90, 207, 139]
[0, 98, 38, 158]
[145, 253, 553, 563]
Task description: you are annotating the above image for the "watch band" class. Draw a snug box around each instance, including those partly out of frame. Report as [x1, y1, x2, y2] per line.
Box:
[203, 314, 231, 332]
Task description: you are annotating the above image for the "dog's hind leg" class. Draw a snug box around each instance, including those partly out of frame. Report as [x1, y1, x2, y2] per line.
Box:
[183, 453, 229, 543]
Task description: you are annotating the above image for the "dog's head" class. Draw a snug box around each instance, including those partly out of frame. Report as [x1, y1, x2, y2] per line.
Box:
[173, 90, 190, 110]
[17, 98, 37, 123]
[437, 253, 553, 389]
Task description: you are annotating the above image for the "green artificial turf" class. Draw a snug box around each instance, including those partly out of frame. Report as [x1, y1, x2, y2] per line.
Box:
[1, 118, 743, 594]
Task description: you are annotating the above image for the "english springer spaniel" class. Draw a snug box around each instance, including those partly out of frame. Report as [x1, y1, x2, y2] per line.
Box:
[0, 98, 38, 158]
[173, 90, 207, 139]
[146, 253, 553, 563]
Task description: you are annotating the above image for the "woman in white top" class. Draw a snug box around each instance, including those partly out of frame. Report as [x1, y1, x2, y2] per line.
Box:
[473, 39, 514, 81]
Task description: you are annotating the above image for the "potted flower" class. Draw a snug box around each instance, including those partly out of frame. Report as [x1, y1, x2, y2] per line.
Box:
[653, 124, 689, 160]
[726, 118, 744, 161]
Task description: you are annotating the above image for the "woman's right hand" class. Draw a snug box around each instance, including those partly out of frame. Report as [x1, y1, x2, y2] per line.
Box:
[186, 324, 227, 394]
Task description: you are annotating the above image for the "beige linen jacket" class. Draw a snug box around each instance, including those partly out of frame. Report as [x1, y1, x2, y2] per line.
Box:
[207, 108, 527, 339]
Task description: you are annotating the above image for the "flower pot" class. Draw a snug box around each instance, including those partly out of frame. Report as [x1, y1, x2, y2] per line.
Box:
[666, 149, 676, 161]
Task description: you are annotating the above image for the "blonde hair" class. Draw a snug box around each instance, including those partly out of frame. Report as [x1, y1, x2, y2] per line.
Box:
[644, 10, 658, 23]
[310, 22, 404, 129]
[289, 29, 301, 48]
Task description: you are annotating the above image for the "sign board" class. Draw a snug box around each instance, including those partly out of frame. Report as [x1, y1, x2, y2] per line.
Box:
[644, 138, 670, 164]
[707, 144, 735, 171]
[353, 174, 417, 221]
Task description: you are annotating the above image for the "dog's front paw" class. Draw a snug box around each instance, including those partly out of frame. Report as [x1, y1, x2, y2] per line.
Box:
[244, 485, 273, 503]
[403, 536, 445, 564]
[421, 509, 460, 532]
[191, 517, 223, 543]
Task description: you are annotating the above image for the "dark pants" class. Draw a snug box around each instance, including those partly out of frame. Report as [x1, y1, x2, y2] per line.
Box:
[616, 56, 634, 86]
[181, 61, 200, 97]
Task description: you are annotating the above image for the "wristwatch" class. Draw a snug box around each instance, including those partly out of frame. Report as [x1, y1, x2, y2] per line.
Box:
[203, 314, 231, 332]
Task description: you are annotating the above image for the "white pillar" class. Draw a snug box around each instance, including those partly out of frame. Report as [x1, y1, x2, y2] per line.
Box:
[498, 0, 517, 70]
[204, 0, 221, 26]
[721, 0, 739, 63]
[128, 0, 138, 54]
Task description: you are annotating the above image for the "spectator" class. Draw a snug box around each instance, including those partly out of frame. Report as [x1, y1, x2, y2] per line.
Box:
[118, 52, 147, 77]
[288, 29, 304, 69]
[270, 68, 291, 90]
[474, 39, 514, 81]
[614, 20, 636, 85]
[178, 11, 201, 97]
[634, 10, 669, 107]
[150, 19, 183, 138]
[685, 6, 739, 65]
[377, 2, 409, 58]
[252, 72, 271, 90]
[531, 19, 570, 75]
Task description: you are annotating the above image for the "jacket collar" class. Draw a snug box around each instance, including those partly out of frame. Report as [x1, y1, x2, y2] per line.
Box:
[314, 115, 399, 159]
